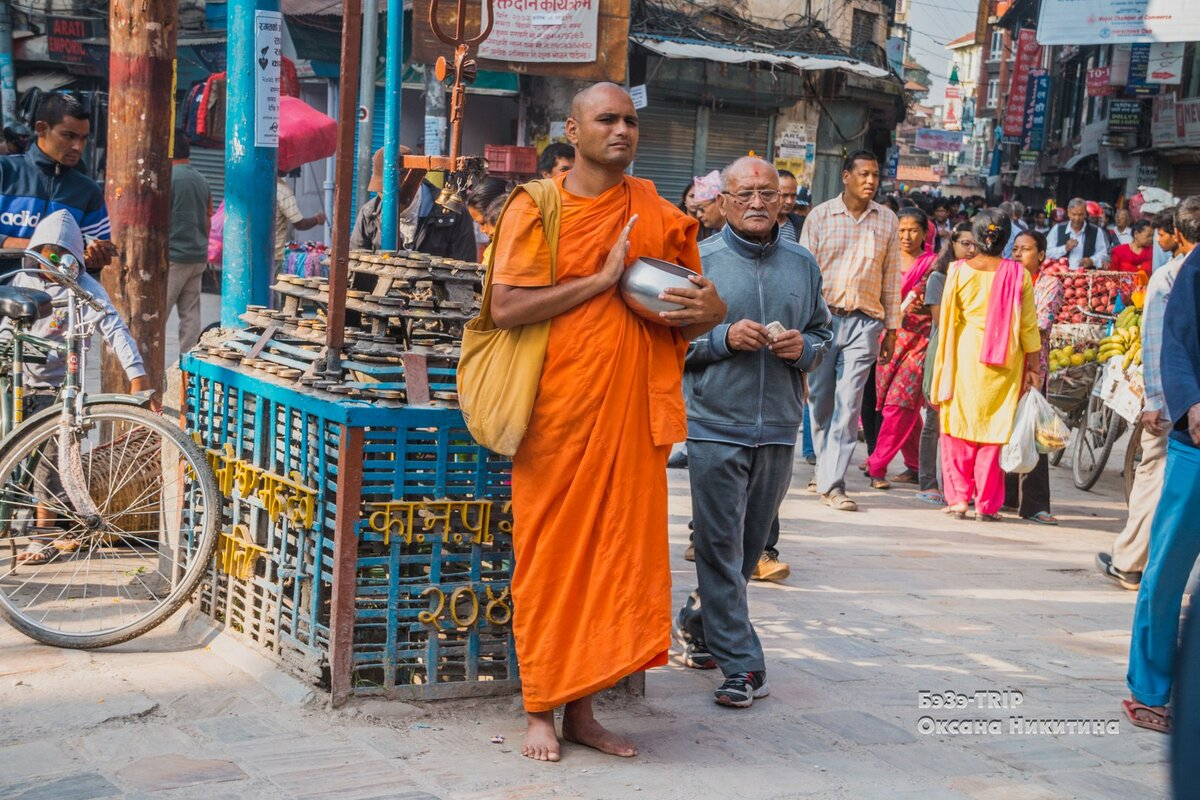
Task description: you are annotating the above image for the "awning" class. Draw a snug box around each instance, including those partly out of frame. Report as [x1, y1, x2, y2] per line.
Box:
[632, 34, 891, 80]
[16, 71, 75, 93]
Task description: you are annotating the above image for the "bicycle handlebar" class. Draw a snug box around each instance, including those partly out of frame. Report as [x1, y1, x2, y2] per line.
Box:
[5, 260, 107, 315]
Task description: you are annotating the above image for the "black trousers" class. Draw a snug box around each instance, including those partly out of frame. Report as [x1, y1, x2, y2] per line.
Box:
[861, 363, 882, 456]
[1003, 452, 1051, 517]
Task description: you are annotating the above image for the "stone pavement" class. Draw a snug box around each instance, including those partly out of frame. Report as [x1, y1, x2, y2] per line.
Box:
[2, 429, 1178, 800]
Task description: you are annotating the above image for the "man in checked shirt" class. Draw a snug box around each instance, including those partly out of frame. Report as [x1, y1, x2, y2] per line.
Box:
[798, 150, 901, 511]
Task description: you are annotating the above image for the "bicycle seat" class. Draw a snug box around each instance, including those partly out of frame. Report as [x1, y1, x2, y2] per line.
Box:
[0, 285, 52, 324]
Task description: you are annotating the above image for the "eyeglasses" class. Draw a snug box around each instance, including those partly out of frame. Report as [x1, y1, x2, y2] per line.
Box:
[721, 190, 781, 205]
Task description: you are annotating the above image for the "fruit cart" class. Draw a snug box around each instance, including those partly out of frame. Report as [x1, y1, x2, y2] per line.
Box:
[1044, 265, 1143, 490]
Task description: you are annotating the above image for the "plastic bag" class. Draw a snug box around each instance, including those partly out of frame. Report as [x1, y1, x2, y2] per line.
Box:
[1001, 392, 1040, 474]
[1029, 390, 1070, 454]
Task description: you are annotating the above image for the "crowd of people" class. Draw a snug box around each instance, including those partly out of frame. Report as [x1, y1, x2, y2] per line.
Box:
[3, 84, 1197, 761]
[470, 82, 1200, 761]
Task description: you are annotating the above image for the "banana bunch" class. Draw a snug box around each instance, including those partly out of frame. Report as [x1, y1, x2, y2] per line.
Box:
[1115, 307, 1141, 330]
[1097, 326, 1141, 367]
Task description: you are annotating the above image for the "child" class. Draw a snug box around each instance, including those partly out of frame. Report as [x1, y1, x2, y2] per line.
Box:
[13, 210, 150, 563]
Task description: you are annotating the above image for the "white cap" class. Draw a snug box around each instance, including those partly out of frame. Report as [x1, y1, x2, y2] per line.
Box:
[27, 209, 86, 265]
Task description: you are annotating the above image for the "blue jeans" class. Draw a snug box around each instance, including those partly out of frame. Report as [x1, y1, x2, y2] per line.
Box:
[801, 405, 815, 460]
[1127, 439, 1200, 707]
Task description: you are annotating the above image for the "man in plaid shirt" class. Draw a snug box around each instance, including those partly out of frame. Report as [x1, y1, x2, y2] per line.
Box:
[798, 151, 901, 511]
[1097, 199, 1196, 590]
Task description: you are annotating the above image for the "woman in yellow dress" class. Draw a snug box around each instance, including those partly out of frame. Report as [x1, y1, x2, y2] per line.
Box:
[930, 209, 1042, 521]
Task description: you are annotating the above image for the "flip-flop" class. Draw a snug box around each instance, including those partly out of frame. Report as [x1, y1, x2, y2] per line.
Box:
[870, 477, 891, 490]
[915, 491, 945, 505]
[892, 470, 919, 485]
[1023, 511, 1058, 526]
[1122, 699, 1171, 733]
[975, 512, 1003, 522]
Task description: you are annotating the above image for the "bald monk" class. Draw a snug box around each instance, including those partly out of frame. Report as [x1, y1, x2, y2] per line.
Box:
[490, 83, 727, 761]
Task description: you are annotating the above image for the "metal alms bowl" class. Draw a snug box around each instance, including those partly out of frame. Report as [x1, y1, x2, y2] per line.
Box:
[619, 257, 699, 323]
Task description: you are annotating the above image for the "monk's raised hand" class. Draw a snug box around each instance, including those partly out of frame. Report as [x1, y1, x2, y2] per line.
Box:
[725, 319, 769, 352]
[596, 215, 639, 291]
[659, 274, 726, 329]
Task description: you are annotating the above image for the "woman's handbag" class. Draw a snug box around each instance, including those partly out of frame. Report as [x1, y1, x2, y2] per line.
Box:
[456, 180, 561, 455]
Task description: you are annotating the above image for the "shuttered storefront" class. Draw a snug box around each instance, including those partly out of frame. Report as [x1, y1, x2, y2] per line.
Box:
[705, 110, 771, 174]
[632, 102, 698, 203]
[189, 146, 226, 207]
[1171, 165, 1200, 200]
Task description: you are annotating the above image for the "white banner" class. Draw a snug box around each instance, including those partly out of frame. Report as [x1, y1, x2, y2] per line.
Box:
[478, 0, 599, 63]
[253, 10, 283, 148]
[1037, 0, 1200, 45]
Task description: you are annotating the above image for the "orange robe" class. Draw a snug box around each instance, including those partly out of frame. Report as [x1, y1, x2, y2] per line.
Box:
[492, 174, 701, 712]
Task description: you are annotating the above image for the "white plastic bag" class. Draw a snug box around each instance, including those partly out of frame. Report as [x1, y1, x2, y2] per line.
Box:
[1001, 392, 1040, 474]
[1028, 391, 1070, 453]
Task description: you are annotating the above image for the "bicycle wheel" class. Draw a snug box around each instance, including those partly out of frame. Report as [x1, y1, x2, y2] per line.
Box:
[0, 403, 218, 648]
[1072, 393, 1124, 491]
[1123, 420, 1144, 503]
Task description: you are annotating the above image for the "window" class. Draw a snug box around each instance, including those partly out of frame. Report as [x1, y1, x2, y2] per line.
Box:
[851, 9, 879, 49]
[990, 29, 1004, 62]
[987, 79, 999, 108]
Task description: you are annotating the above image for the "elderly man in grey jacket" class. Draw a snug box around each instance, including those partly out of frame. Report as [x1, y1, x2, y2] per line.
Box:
[675, 157, 833, 708]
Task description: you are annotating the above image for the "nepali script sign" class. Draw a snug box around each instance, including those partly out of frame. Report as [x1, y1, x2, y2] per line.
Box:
[914, 128, 964, 154]
[478, 0, 600, 63]
[1037, 0, 1200, 45]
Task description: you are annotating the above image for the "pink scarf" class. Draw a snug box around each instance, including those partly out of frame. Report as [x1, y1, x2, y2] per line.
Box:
[979, 258, 1024, 366]
[901, 251, 937, 298]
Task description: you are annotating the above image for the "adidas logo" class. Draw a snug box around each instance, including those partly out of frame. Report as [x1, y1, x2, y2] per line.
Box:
[0, 210, 41, 228]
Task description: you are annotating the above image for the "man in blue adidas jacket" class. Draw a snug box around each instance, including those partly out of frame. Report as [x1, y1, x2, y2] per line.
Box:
[0, 93, 114, 271]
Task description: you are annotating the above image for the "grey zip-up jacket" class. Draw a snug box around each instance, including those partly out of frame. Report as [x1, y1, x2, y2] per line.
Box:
[685, 224, 833, 447]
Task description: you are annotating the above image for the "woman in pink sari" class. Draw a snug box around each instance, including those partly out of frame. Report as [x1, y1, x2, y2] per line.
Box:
[866, 207, 939, 488]
[930, 209, 1042, 521]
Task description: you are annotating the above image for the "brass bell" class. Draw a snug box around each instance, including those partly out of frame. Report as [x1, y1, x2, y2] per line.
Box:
[435, 183, 464, 213]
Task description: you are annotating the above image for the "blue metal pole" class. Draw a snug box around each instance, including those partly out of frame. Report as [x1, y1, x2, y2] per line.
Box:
[223, 0, 281, 328]
[0, 4, 16, 127]
[380, 0, 405, 250]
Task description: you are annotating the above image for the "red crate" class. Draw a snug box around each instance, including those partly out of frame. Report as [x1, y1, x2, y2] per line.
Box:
[484, 144, 538, 176]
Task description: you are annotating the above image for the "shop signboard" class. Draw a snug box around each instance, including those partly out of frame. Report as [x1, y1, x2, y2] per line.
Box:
[1176, 97, 1200, 148]
[1108, 99, 1142, 133]
[914, 128, 964, 153]
[478, 0, 599, 63]
[1152, 94, 1179, 147]
[1022, 71, 1050, 151]
[943, 86, 963, 131]
[1087, 67, 1113, 97]
[46, 16, 101, 65]
[1003, 28, 1042, 141]
[1037, 0, 1200, 45]
[1146, 42, 1185, 84]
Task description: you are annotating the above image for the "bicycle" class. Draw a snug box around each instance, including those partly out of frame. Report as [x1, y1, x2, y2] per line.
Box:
[0, 251, 219, 648]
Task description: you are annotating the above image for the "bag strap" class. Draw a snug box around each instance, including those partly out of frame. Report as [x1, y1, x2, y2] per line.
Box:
[476, 178, 562, 329]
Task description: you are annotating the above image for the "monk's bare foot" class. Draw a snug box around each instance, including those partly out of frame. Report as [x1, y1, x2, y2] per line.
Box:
[522, 711, 561, 762]
[562, 706, 638, 758]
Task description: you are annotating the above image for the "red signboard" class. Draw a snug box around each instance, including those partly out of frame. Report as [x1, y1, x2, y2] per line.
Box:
[45, 16, 100, 65]
[1002, 28, 1043, 139]
[1087, 66, 1114, 97]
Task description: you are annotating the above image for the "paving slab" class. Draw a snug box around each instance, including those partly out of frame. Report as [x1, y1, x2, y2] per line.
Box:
[0, 426, 1176, 798]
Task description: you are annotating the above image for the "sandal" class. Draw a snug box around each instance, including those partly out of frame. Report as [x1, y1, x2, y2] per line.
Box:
[892, 469, 918, 485]
[870, 476, 891, 490]
[1023, 511, 1058, 526]
[1122, 699, 1171, 733]
[16, 539, 58, 565]
[975, 512, 1003, 522]
[915, 491, 945, 505]
[821, 492, 859, 512]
